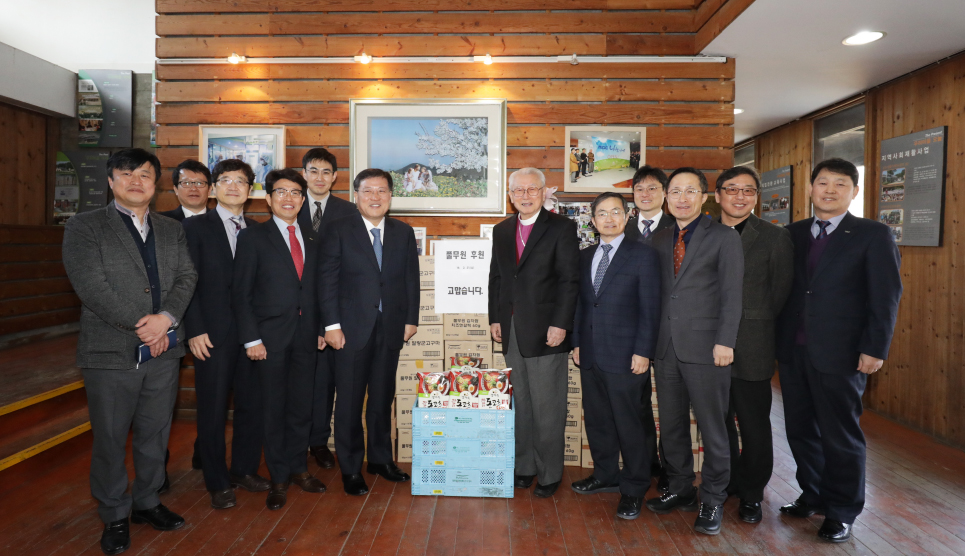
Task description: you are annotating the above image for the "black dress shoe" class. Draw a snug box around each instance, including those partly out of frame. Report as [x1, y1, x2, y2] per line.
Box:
[310, 445, 336, 469]
[210, 488, 237, 510]
[343, 473, 369, 496]
[230, 473, 271, 492]
[290, 471, 327, 492]
[656, 473, 670, 494]
[534, 481, 560, 498]
[267, 483, 288, 510]
[616, 495, 643, 520]
[514, 474, 535, 489]
[646, 487, 699, 514]
[130, 504, 185, 531]
[157, 473, 170, 495]
[779, 497, 823, 518]
[100, 518, 130, 555]
[818, 519, 852, 542]
[191, 450, 203, 471]
[694, 503, 723, 535]
[571, 475, 620, 495]
[738, 500, 762, 523]
[366, 463, 410, 482]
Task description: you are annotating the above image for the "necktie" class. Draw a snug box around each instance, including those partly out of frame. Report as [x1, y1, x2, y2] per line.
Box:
[673, 229, 687, 276]
[288, 225, 304, 280]
[816, 220, 831, 239]
[371, 228, 383, 311]
[312, 201, 322, 232]
[641, 219, 653, 239]
[593, 243, 613, 295]
[229, 215, 242, 235]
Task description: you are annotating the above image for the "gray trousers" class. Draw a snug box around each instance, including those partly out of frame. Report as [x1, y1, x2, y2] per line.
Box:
[505, 320, 568, 485]
[655, 341, 731, 507]
[83, 358, 180, 524]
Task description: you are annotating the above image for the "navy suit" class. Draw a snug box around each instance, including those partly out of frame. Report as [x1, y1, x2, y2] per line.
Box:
[158, 207, 187, 222]
[572, 237, 661, 496]
[776, 213, 902, 524]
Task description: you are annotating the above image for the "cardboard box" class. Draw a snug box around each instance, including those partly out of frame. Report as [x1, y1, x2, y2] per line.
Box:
[400, 326, 443, 360]
[443, 313, 490, 341]
[693, 447, 702, 472]
[493, 341, 502, 353]
[419, 290, 442, 326]
[564, 433, 582, 467]
[444, 341, 493, 367]
[492, 352, 507, 369]
[397, 428, 413, 462]
[566, 369, 582, 398]
[419, 256, 435, 291]
[396, 359, 444, 395]
[395, 395, 416, 428]
[565, 398, 582, 433]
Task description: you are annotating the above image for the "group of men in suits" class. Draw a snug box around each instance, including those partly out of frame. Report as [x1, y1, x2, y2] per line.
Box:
[492, 160, 901, 543]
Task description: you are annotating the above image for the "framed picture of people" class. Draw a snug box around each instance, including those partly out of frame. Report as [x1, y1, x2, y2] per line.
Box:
[349, 98, 507, 216]
[563, 126, 647, 193]
[198, 125, 286, 198]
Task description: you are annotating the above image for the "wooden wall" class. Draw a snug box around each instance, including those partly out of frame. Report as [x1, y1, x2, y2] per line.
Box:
[0, 101, 58, 226]
[754, 119, 812, 222]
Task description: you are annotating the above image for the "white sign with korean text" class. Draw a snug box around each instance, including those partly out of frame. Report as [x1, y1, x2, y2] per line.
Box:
[434, 239, 492, 313]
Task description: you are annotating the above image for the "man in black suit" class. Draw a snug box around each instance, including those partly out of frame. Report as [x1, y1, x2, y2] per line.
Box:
[713, 167, 793, 524]
[159, 160, 211, 221]
[296, 148, 358, 471]
[570, 192, 661, 520]
[489, 167, 580, 498]
[320, 168, 420, 496]
[645, 168, 743, 536]
[183, 159, 269, 510]
[580, 148, 589, 176]
[233, 169, 327, 510]
[776, 158, 902, 542]
[625, 166, 674, 243]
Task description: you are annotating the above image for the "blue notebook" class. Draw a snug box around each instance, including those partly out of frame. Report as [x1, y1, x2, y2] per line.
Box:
[136, 329, 178, 368]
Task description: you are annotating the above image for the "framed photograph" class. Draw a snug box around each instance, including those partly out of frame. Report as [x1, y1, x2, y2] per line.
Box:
[563, 126, 647, 193]
[350, 99, 507, 216]
[479, 223, 495, 239]
[199, 125, 286, 198]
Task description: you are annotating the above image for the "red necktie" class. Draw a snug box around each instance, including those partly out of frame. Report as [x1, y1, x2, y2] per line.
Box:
[673, 229, 687, 276]
[288, 225, 304, 280]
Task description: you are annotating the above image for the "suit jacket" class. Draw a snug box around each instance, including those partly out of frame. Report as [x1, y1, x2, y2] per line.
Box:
[488, 210, 580, 357]
[776, 213, 902, 374]
[158, 207, 186, 221]
[232, 218, 319, 351]
[296, 193, 358, 241]
[182, 210, 256, 346]
[62, 205, 198, 369]
[720, 213, 794, 381]
[625, 212, 674, 244]
[653, 216, 744, 365]
[318, 212, 420, 351]
[572, 239, 662, 374]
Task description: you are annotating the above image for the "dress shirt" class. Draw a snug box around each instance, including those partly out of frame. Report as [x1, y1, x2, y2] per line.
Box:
[245, 217, 306, 349]
[638, 210, 664, 236]
[181, 206, 206, 219]
[591, 233, 625, 283]
[810, 211, 848, 238]
[113, 201, 178, 327]
[307, 190, 330, 221]
[325, 216, 386, 332]
[519, 210, 540, 227]
[215, 204, 246, 257]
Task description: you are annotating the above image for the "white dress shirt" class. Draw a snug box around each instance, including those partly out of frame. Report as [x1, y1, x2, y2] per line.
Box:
[638, 210, 664, 236]
[114, 201, 150, 242]
[215, 204, 246, 257]
[181, 206, 206, 220]
[307, 190, 331, 222]
[810, 211, 848, 238]
[591, 233, 625, 282]
[325, 216, 385, 332]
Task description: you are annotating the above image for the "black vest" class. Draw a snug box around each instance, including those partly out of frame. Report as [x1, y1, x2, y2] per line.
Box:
[120, 213, 162, 313]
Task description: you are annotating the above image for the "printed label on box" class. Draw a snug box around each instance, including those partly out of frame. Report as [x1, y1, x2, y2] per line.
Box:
[400, 325, 444, 360]
[419, 256, 435, 291]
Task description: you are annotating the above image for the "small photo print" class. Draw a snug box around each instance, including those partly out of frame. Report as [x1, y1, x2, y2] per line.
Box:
[879, 209, 903, 226]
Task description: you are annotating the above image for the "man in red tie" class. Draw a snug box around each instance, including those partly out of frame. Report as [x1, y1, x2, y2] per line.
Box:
[232, 169, 327, 510]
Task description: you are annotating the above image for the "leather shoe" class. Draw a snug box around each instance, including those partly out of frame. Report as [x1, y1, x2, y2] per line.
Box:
[130, 504, 185, 531]
[290, 471, 326, 493]
[366, 462, 410, 482]
[210, 488, 237, 509]
[157, 473, 170, 495]
[343, 473, 369, 496]
[779, 497, 823, 518]
[694, 503, 723, 535]
[818, 519, 852, 542]
[616, 495, 643, 520]
[266, 483, 288, 510]
[739, 500, 762, 523]
[310, 445, 336, 469]
[534, 481, 560, 498]
[571, 475, 620, 495]
[230, 473, 271, 492]
[100, 518, 130, 555]
[656, 473, 670, 494]
[646, 487, 699, 514]
[514, 474, 535, 489]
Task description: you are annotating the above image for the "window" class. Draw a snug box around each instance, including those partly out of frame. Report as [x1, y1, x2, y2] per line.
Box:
[813, 103, 866, 218]
[734, 143, 755, 168]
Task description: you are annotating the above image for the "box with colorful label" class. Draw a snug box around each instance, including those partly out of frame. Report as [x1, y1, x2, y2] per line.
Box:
[396, 360, 444, 395]
[444, 341, 493, 367]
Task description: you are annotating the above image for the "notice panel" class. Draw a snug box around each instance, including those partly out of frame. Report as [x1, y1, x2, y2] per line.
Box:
[759, 166, 792, 226]
[877, 127, 947, 247]
[434, 239, 491, 314]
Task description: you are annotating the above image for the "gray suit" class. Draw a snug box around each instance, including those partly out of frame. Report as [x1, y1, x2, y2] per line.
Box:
[652, 216, 743, 507]
[63, 204, 197, 523]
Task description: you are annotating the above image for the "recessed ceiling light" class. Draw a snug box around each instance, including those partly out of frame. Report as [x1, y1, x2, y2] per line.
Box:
[734, 108, 744, 115]
[843, 31, 885, 46]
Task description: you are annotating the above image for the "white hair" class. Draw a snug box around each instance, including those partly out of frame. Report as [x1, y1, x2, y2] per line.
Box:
[508, 167, 546, 190]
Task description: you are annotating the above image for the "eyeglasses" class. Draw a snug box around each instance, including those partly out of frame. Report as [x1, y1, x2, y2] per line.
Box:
[720, 186, 758, 196]
[178, 180, 209, 189]
[272, 188, 304, 198]
[217, 178, 249, 187]
[306, 168, 334, 178]
[667, 189, 702, 199]
[594, 209, 625, 220]
[511, 186, 543, 198]
[359, 187, 390, 197]
[633, 185, 662, 195]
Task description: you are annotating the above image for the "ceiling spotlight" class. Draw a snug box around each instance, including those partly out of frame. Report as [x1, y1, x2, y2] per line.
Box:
[227, 52, 246, 64]
[483, 54, 493, 65]
[734, 108, 744, 115]
[843, 31, 885, 46]
[354, 53, 373, 64]
[569, 53, 579, 66]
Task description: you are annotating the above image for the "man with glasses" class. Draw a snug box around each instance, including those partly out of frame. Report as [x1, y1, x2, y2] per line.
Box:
[160, 160, 211, 221]
[570, 192, 661, 520]
[645, 167, 743, 536]
[713, 167, 793, 524]
[625, 165, 674, 243]
[182, 159, 269, 510]
[489, 168, 580, 498]
[319, 169, 420, 496]
[233, 169, 327, 510]
[296, 148, 358, 471]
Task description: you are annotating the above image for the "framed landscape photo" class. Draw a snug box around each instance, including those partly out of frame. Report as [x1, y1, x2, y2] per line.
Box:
[563, 126, 646, 193]
[199, 125, 286, 198]
[350, 99, 507, 216]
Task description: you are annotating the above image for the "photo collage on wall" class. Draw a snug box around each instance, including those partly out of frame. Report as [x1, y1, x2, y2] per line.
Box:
[558, 202, 638, 250]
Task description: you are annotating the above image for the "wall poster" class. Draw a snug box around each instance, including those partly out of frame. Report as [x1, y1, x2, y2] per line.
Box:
[877, 127, 947, 247]
[54, 151, 111, 224]
[759, 165, 792, 226]
[434, 239, 492, 314]
[77, 69, 133, 148]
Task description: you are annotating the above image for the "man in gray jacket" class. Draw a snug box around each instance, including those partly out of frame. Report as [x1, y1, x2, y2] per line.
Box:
[63, 148, 197, 556]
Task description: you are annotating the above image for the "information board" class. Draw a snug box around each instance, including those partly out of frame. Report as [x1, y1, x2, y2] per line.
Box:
[434, 239, 492, 313]
[878, 127, 947, 247]
[760, 165, 792, 226]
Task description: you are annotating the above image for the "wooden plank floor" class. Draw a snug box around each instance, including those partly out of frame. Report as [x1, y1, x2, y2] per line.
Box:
[0, 334, 80, 407]
[1, 384, 964, 555]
